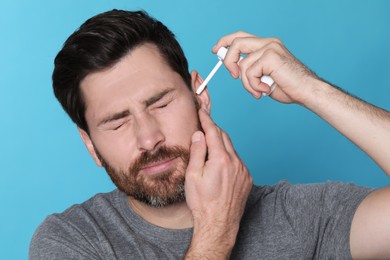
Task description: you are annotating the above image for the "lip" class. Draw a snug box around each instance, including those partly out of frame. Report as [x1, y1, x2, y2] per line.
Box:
[139, 157, 178, 176]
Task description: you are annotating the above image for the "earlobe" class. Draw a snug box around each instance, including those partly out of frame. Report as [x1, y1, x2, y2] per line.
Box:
[191, 70, 211, 114]
[78, 128, 103, 167]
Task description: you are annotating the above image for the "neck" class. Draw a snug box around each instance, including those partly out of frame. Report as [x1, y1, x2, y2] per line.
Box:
[128, 197, 193, 229]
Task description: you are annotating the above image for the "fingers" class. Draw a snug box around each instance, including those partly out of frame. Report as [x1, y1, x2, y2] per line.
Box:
[198, 109, 242, 160]
[198, 109, 227, 157]
[185, 110, 252, 235]
[212, 31, 256, 53]
[220, 131, 238, 159]
[240, 48, 278, 98]
[212, 31, 280, 82]
[186, 131, 207, 177]
[212, 31, 286, 99]
[212, 31, 258, 79]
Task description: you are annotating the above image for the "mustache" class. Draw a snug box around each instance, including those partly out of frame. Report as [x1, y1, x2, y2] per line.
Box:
[130, 145, 190, 175]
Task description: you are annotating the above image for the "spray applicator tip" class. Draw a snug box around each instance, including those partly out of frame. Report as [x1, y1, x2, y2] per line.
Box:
[196, 47, 275, 96]
[195, 47, 230, 95]
[196, 59, 223, 95]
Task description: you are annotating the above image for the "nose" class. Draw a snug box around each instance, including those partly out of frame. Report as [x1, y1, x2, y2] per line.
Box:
[135, 113, 165, 152]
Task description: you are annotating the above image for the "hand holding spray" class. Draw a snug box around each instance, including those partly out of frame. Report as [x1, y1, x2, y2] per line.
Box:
[196, 47, 276, 95]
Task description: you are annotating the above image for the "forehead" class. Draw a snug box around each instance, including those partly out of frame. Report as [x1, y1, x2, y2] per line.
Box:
[80, 43, 189, 119]
[81, 43, 178, 98]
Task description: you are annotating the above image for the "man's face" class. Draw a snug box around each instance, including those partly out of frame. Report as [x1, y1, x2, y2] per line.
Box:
[79, 43, 203, 207]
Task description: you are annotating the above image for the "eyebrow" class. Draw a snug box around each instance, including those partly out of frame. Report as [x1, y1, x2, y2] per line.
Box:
[97, 88, 175, 127]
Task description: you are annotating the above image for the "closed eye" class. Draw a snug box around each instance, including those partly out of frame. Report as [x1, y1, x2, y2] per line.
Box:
[112, 123, 124, 131]
[109, 118, 131, 131]
[156, 103, 169, 109]
[152, 97, 173, 110]
[145, 88, 175, 111]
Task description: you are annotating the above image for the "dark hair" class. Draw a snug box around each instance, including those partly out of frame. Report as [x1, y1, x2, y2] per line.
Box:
[53, 10, 191, 132]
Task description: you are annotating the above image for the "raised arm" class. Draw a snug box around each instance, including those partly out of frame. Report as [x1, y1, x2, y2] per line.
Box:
[213, 31, 390, 176]
[213, 31, 390, 259]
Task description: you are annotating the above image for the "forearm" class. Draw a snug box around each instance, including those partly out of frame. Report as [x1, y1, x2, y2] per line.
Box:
[302, 79, 390, 175]
[185, 218, 238, 259]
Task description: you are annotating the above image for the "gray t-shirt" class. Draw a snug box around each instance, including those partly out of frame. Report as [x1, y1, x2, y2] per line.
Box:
[29, 181, 372, 259]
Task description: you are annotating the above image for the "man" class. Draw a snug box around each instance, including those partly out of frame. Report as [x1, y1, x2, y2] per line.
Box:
[30, 9, 390, 259]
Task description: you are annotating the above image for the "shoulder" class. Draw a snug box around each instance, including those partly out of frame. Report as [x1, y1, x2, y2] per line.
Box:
[45, 189, 120, 227]
[29, 190, 120, 260]
[249, 181, 373, 205]
[245, 181, 373, 227]
[238, 181, 374, 258]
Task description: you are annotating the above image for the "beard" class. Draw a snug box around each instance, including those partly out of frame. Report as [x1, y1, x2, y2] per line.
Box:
[95, 96, 202, 208]
[96, 145, 190, 208]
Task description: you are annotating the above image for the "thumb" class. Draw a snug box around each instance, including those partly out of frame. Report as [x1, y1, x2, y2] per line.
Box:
[186, 131, 207, 178]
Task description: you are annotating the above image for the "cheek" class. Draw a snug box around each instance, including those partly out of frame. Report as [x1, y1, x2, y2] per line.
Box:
[162, 101, 199, 146]
[91, 131, 139, 171]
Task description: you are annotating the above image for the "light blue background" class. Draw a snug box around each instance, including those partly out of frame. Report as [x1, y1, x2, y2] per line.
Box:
[1, 0, 389, 258]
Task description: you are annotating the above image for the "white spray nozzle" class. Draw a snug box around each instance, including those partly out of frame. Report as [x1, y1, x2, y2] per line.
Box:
[195, 47, 227, 95]
[196, 47, 276, 96]
[217, 47, 229, 60]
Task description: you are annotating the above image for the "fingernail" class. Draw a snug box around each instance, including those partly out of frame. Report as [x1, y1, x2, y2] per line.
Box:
[192, 132, 202, 143]
[253, 92, 261, 99]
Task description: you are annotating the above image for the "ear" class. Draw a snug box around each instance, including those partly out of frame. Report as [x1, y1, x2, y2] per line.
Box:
[191, 70, 211, 114]
[78, 127, 103, 167]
